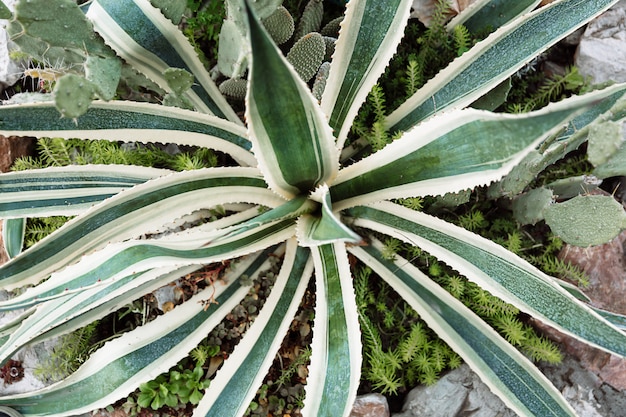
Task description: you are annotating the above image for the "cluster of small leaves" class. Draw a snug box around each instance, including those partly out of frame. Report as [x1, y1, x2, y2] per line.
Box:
[34, 321, 100, 383]
[11, 137, 219, 172]
[181, 0, 226, 67]
[355, 266, 461, 395]
[136, 364, 211, 411]
[505, 65, 591, 113]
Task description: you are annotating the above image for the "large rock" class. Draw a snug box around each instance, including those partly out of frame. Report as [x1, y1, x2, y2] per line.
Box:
[392, 365, 517, 417]
[575, 0, 626, 84]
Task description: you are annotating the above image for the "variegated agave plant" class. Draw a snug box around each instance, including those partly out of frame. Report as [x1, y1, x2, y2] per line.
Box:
[1, 0, 626, 416]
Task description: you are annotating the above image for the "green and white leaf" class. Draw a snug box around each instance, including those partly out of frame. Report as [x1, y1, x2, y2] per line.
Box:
[86, 0, 241, 123]
[347, 201, 626, 358]
[350, 240, 576, 417]
[321, 0, 412, 148]
[193, 240, 312, 417]
[386, 0, 620, 133]
[0, 165, 169, 218]
[246, 2, 338, 198]
[304, 242, 361, 417]
[1, 218, 25, 259]
[447, 0, 541, 34]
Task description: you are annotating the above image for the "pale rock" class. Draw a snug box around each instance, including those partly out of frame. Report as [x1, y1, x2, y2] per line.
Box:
[350, 393, 390, 417]
[575, 0, 626, 84]
[410, 0, 478, 27]
[392, 364, 516, 417]
[0, 0, 25, 92]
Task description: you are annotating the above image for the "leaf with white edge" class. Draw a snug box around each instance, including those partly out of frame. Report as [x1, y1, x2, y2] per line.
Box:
[0, 167, 282, 291]
[0, 252, 277, 416]
[331, 86, 626, 210]
[0, 165, 169, 218]
[350, 240, 576, 417]
[304, 242, 361, 417]
[2, 218, 25, 259]
[544, 195, 626, 247]
[0, 101, 255, 166]
[321, 0, 412, 149]
[246, 0, 338, 198]
[193, 239, 312, 417]
[386, 0, 621, 133]
[87, 0, 241, 123]
[447, 0, 540, 34]
[346, 201, 626, 358]
[297, 185, 362, 246]
[0, 216, 295, 311]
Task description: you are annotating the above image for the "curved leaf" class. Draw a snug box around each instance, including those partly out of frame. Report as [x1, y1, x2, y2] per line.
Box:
[350, 240, 576, 417]
[246, 1, 338, 198]
[386, 0, 620, 133]
[347, 201, 626, 358]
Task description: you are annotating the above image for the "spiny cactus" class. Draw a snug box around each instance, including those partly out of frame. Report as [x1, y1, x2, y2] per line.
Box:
[312, 61, 330, 101]
[320, 15, 343, 37]
[287, 32, 326, 82]
[262, 5, 295, 45]
[219, 77, 247, 100]
[294, 0, 324, 40]
[8, 0, 122, 117]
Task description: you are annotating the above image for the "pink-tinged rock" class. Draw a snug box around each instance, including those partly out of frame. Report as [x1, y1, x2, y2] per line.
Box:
[0, 135, 36, 173]
[350, 393, 390, 417]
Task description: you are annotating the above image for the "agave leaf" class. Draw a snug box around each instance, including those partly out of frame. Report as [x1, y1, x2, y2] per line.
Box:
[332, 85, 626, 210]
[386, 0, 620, 133]
[0, 215, 295, 311]
[304, 242, 361, 417]
[320, 0, 412, 149]
[246, 1, 338, 198]
[0, 165, 169, 218]
[0, 101, 255, 166]
[0, 168, 280, 290]
[447, 0, 541, 34]
[86, 0, 241, 123]
[348, 201, 626, 358]
[350, 241, 576, 417]
[0, 254, 275, 416]
[193, 240, 312, 416]
[1, 218, 25, 259]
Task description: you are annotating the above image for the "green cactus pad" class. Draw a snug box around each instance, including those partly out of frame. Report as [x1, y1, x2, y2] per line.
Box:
[218, 19, 249, 79]
[262, 6, 294, 45]
[85, 55, 122, 100]
[287, 32, 325, 83]
[219, 78, 248, 100]
[321, 15, 343, 37]
[512, 187, 553, 225]
[0, 1, 11, 19]
[248, 0, 282, 19]
[150, 0, 186, 24]
[53, 73, 95, 119]
[164, 68, 195, 96]
[587, 120, 623, 167]
[294, 0, 324, 40]
[544, 194, 626, 246]
[322, 36, 336, 62]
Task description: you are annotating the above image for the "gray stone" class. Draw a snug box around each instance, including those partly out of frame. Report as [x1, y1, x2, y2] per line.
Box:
[392, 364, 517, 417]
[575, 0, 626, 84]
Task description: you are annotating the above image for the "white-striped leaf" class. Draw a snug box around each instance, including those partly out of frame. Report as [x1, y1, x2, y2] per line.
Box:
[246, 1, 338, 199]
[332, 85, 626, 210]
[386, 0, 620, 133]
[1, 218, 25, 259]
[193, 239, 312, 417]
[0, 167, 281, 290]
[320, 0, 412, 149]
[0, 101, 255, 166]
[350, 240, 576, 417]
[0, 165, 169, 217]
[304, 242, 361, 417]
[347, 202, 626, 358]
[86, 0, 241, 123]
[0, 252, 277, 416]
[447, 0, 540, 34]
